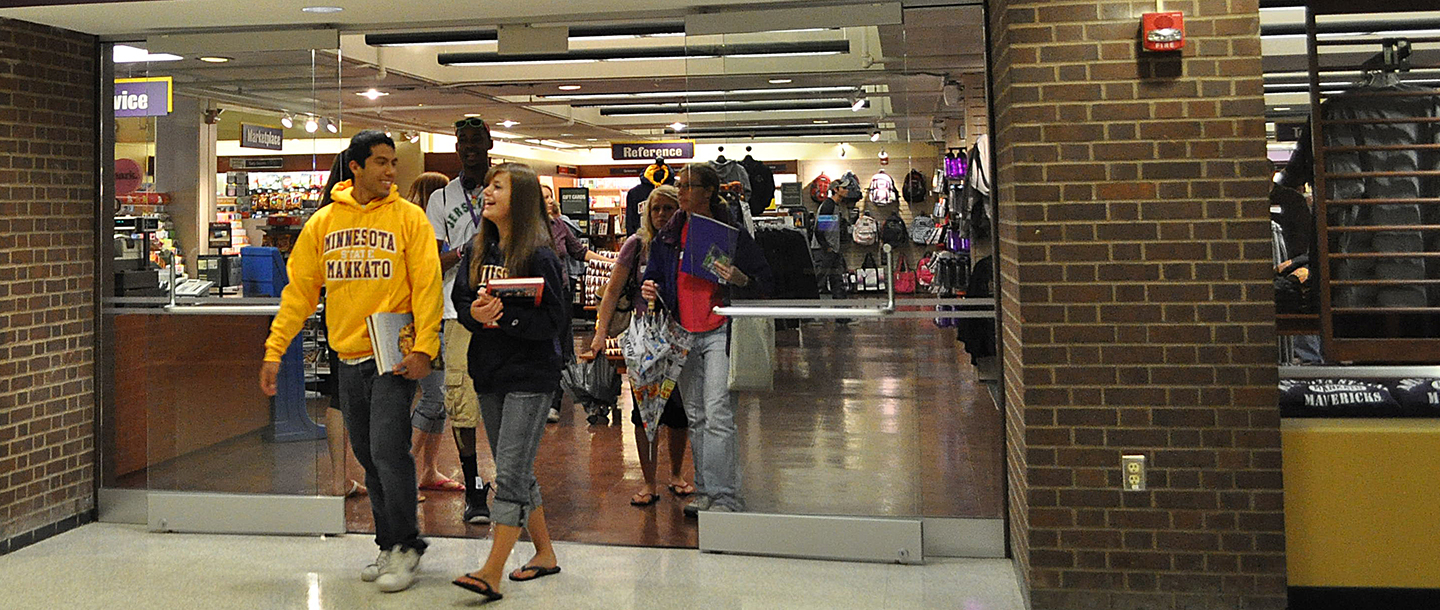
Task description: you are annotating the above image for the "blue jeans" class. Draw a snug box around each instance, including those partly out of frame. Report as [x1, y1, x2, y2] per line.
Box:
[411, 368, 446, 434]
[478, 391, 554, 527]
[679, 324, 743, 511]
[337, 360, 426, 553]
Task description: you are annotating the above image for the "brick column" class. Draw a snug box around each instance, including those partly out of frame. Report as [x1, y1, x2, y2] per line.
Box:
[987, 2, 1285, 608]
[0, 18, 99, 552]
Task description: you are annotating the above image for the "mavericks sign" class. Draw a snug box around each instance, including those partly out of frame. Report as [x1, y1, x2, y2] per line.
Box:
[610, 140, 694, 161]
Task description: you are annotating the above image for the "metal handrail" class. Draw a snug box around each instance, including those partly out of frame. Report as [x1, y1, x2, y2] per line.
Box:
[716, 244, 905, 319]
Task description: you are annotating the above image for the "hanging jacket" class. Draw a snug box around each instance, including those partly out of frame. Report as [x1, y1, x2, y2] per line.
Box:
[708, 159, 752, 202]
[739, 155, 776, 216]
[626, 177, 654, 237]
[1281, 83, 1440, 308]
[264, 180, 443, 363]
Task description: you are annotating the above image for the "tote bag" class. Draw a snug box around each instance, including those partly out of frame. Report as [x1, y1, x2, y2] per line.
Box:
[727, 317, 776, 392]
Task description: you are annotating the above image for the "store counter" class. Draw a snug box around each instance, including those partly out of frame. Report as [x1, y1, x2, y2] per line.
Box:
[110, 297, 323, 479]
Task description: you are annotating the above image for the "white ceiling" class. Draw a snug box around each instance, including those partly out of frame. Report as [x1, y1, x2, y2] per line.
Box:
[62, 1, 986, 148]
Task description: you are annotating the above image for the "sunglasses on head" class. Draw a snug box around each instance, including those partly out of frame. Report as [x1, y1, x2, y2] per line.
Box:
[454, 117, 489, 130]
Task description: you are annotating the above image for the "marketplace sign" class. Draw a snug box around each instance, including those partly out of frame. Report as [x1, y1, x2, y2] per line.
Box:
[114, 77, 172, 118]
[240, 123, 284, 151]
[610, 140, 694, 161]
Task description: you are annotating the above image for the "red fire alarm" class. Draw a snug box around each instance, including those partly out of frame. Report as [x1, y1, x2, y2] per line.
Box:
[1142, 11, 1185, 52]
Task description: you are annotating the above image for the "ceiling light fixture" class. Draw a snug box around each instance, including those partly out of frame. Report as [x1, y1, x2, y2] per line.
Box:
[304, 116, 319, 133]
[358, 88, 389, 100]
[768, 78, 793, 84]
[499, 120, 519, 127]
[112, 45, 182, 63]
[438, 40, 849, 67]
[942, 80, 963, 106]
[870, 131, 881, 142]
[557, 84, 582, 91]
[280, 113, 294, 129]
[408, 131, 421, 143]
[198, 56, 232, 63]
[301, 6, 344, 13]
[560, 133, 574, 136]
[851, 93, 867, 112]
[668, 122, 687, 131]
[324, 118, 339, 134]
[463, 113, 481, 118]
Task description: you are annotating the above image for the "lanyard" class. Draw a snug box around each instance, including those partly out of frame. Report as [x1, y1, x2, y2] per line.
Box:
[464, 186, 481, 230]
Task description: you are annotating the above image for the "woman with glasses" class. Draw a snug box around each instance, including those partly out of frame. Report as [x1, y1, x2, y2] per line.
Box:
[639, 163, 772, 515]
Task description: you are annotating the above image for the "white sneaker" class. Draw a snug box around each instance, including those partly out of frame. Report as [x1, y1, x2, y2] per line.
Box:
[375, 545, 421, 593]
[360, 548, 390, 582]
[547, 407, 561, 423]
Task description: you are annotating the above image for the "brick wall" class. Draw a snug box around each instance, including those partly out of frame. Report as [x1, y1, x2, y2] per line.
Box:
[0, 18, 98, 552]
[987, 2, 1284, 608]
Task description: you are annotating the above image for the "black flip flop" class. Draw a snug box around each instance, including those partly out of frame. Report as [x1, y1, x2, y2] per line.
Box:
[509, 564, 562, 582]
[630, 492, 659, 506]
[453, 573, 504, 601]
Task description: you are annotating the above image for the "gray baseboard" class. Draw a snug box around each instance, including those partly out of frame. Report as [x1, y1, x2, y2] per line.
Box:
[922, 517, 1006, 558]
[148, 492, 344, 535]
[699, 512, 925, 564]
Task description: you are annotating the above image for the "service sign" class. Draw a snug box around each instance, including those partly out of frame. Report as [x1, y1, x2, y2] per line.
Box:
[611, 140, 694, 161]
[240, 123, 284, 151]
[114, 77, 172, 118]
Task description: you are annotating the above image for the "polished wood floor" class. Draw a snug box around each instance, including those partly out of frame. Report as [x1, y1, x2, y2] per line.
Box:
[118, 319, 1002, 548]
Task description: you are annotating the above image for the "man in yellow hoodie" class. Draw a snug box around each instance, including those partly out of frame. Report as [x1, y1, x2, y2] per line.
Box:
[259, 130, 441, 593]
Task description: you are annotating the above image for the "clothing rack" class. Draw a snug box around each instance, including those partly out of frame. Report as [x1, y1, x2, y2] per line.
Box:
[1305, 7, 1440, 362]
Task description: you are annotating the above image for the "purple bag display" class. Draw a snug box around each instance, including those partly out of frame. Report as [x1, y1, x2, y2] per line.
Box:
[944, 151, 967, 179]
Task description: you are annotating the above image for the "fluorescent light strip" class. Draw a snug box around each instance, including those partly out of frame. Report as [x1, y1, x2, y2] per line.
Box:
[541, 86, 859, 101]
[438, 40, 850, 67]
[369, 23, 687, 47]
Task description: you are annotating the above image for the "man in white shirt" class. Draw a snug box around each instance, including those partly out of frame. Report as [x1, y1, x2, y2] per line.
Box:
[425, 116, 494, 524]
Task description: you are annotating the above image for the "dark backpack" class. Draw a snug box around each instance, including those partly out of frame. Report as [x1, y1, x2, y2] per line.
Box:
[903, 169, 928, 204]
[880, 212, 908, 246]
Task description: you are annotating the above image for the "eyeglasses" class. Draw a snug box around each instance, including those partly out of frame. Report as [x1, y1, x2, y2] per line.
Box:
[454, 117, 489, 130]
[676, 182, 696, 191]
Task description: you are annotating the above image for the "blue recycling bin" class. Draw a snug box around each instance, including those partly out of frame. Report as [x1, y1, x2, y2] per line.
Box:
[242, 246, 324, 443]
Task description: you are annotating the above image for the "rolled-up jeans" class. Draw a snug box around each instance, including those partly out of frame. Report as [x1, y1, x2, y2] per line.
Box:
[337, 359, 426, 553]
[679, 323, 743, 511]
[478, 390, 554, 527]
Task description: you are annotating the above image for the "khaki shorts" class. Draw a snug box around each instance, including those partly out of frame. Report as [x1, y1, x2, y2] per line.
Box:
[443, 319, 481, 428]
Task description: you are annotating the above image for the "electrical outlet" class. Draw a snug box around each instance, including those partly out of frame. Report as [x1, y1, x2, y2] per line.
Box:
[1122, 454, 1146, 491]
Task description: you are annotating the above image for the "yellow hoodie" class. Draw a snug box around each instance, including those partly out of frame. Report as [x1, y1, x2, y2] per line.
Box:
[263, 180, 443, 364]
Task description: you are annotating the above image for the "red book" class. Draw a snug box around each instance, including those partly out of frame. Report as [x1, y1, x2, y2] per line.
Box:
[484, 276, 544, 306]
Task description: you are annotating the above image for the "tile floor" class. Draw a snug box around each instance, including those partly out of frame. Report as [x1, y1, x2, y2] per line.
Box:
[0, 523, 1026, 609]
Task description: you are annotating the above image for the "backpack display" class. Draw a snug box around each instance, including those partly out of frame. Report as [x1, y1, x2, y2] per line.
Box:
[832, 172, 863, 205]
[903, 169, 928, 204]
[851, 211, 879, 246]
[867, 171, 899, 206]
[944, 150, 967, 179]
[879, 211, 908, 246]
[909, 214, 942, 245]
[806, 173, 831, 203]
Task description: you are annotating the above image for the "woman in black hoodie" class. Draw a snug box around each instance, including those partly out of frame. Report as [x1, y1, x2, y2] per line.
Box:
[451, 163, 566, 601]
